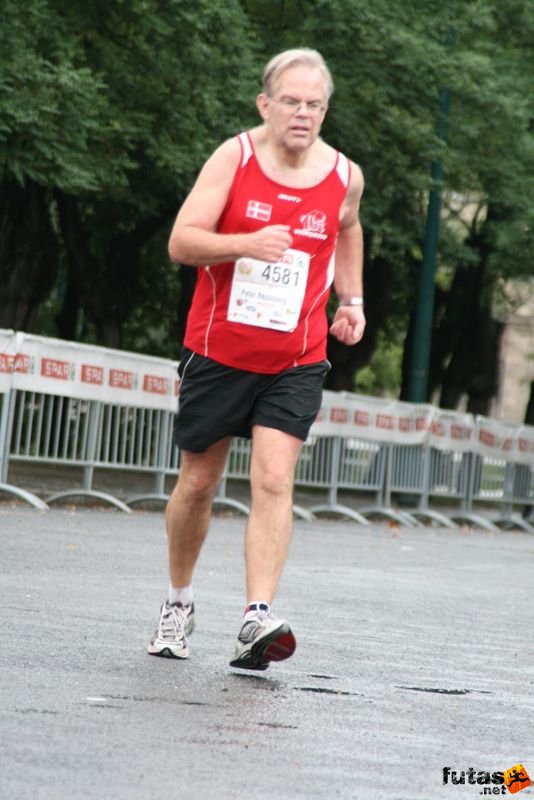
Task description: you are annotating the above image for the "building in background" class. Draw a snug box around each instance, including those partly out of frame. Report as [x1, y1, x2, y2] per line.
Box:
[493, 284, 534, 424]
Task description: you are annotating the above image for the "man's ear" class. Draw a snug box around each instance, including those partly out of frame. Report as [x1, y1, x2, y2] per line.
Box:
[256, 93, 270, 121]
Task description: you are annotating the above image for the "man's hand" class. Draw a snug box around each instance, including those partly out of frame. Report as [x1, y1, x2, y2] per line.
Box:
[246, 225, 293, 262]
[329, 305, 366, 345]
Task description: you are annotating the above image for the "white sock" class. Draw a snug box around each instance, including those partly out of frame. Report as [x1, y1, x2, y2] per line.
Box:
[244, 601, 270, 618]
[167, 584, 193, 607]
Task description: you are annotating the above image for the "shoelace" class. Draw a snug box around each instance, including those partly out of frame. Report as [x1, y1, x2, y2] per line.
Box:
[159, 604, 189, 641]
[244, 609, 273, 626]
[239, 610, 274, 642]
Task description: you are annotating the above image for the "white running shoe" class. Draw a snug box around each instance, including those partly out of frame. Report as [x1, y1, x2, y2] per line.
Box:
[147, 601, 195, 659]
[229, 603, 296, 671]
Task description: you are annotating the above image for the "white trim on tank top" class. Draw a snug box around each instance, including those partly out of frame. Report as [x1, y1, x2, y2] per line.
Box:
[239, 131, 253, 166]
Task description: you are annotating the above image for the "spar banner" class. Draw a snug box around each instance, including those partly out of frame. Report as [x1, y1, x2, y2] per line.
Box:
[0, 329, 16, 394]
[3, 332, 534, 456]
[311, 390, 475, 450]
[8, 332, 179, 411]
[427, 408, 474, 453]
[475, 415, 534, 466]
[311, 391, 429, 443]
[515, 425, 534, 466]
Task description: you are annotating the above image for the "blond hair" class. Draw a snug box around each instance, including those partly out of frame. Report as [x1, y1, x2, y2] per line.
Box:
[262, 48, 334, 101]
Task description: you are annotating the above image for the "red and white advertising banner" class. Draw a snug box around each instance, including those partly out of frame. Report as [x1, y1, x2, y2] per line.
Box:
[0, 329, 16, 394]
[475, 415, 534, 466]
[2, 332, 533, 463]
[311, 391, 426, 443]
[311, 391, 475, 450]
[428, 408, 474, 453]
[8, 333, 179, 411]
[514, 425, 534, 466]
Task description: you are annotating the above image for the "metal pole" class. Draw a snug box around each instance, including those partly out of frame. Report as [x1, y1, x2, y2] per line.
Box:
[407, 28, 455, 402]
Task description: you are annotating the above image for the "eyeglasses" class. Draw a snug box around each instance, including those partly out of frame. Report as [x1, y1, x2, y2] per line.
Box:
[269, 96, 327, 115]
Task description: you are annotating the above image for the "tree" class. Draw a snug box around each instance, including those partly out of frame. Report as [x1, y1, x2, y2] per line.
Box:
[264, 0, 534, 404]
[0, 0, 130, 329]
[0, 0, 258, 346]
[410, 0, 534, 411]
[51, 0, 259, 347]
[1, 0, 532, 416]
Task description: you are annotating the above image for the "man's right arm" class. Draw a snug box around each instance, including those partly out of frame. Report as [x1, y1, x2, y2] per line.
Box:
[168, 137, 293, 267]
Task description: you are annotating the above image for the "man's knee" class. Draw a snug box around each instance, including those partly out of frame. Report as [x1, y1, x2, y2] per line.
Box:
[175, 465, 222, 503]
[252, 462, 294, 497]
[173, 441, 230, 504]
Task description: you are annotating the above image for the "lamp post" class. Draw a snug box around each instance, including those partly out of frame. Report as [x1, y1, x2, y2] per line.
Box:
[406, 27, 455, 403]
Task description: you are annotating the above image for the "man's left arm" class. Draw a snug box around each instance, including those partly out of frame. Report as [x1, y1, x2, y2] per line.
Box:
[329, 163, 366, 346]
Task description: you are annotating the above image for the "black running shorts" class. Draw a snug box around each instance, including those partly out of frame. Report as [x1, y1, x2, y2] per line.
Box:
[174, 348, 330, 453]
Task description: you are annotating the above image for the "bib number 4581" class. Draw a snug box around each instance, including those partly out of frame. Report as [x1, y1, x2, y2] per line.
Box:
[261, 263, 300, 287]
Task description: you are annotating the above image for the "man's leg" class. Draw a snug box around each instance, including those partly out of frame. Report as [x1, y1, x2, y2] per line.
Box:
[166, 437, 232, 586]
[229, 425, 302, 671]
[245, 425, 303, 603]
[148, 437, 231, 659]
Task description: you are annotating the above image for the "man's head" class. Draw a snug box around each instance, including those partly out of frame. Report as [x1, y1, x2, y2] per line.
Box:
[262, 48, 334, 102]
[257, 49, 333, 152]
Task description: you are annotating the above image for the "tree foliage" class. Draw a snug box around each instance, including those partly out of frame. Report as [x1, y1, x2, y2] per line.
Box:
[0, 0, 532, 411]
[1, 0, 258, 340]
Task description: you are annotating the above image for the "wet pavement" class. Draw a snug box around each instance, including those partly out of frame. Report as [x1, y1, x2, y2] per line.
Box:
[0, 505, 533, 800]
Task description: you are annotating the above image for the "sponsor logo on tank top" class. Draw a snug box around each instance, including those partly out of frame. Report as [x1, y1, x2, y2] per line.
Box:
[246, 200, 272, 222]
[294, 209, 328, 240]
[278, 193, 302, 203]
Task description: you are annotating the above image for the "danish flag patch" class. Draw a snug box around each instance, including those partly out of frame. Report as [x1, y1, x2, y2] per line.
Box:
[246, 200, 272, 222]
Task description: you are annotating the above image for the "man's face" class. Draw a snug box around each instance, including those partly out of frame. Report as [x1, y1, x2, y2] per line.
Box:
[260, 65, 328, 151]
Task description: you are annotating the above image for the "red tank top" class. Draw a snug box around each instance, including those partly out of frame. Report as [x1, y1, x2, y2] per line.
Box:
[184, 132, 350, 373]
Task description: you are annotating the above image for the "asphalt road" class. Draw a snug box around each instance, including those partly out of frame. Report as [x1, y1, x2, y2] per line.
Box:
[0, 505, 533, 800]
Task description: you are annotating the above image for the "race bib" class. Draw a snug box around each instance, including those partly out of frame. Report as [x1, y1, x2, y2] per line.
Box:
[227, 249, 310, 332]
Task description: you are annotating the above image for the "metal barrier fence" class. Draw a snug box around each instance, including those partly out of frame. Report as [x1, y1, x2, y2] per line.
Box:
[1, 330, 533, 531]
